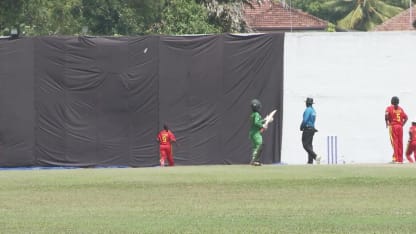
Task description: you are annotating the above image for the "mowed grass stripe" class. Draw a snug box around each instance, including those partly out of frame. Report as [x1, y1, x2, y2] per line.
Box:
[0, 165, 416, 233]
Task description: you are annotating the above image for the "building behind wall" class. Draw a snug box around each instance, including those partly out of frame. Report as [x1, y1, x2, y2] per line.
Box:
[243, 0, 328, 32]
[374, 5, 416, 31]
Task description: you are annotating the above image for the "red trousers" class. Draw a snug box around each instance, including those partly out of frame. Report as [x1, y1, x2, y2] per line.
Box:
[405, 141, 416, 163]
[389, 125, 404, 163]
[159, 144, 174, 166]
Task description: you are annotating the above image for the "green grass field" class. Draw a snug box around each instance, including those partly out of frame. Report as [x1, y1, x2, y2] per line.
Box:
[1, 164, 416, 233]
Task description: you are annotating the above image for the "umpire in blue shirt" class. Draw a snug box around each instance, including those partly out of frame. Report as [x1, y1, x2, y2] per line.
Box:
[300, 97, 320, 164]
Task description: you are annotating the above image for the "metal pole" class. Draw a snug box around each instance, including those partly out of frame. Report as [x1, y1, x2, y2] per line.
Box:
[290, 0, 293, 32]
[410, 0, 413, 26]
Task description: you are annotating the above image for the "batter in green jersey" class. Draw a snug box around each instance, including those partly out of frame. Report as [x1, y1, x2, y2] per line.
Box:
[250, 99, 265, 166]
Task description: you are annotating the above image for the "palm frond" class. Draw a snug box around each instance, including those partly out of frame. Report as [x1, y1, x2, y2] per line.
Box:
[372, 0, 403, 18]
[335, 0, 406, 30]
[338, 4, 365, 29]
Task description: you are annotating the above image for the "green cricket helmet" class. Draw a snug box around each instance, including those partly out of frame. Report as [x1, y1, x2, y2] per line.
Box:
[251, 99, 262, 112]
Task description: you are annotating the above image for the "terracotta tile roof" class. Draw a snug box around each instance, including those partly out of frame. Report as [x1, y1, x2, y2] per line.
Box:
[244, 0, 328, 32]
[373, 5, 416, 31]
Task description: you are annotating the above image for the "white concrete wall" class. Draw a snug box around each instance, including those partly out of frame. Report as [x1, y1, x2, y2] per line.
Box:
[282, 31, 416, 164]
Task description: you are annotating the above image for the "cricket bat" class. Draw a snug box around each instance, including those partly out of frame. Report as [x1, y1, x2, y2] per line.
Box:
[263, 109, 277, 129]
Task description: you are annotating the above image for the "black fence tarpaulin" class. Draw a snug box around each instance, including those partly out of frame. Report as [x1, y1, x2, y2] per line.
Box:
[0, 33, 284, 167]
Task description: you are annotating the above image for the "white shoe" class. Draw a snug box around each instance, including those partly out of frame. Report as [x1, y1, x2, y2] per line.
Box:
[315, 156, 321, 165]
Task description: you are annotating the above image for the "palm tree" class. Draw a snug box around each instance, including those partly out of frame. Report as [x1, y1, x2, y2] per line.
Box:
[323, 0, 404, 31]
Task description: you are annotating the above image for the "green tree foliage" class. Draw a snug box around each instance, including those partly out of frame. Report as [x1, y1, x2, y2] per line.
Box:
[78, 0, 137, 35]
[0, 0, 22, 33]
[324, 0, 404, 31]
[289, 0, 327, 19]
[0, 0, 262, 36]
[0, 0, 166, 36]
[152, 0, 221, 35]
[0, 0, 46, 35]
[291, 0, 415, 31]
[384, 0, 416, 8]
[0, 0, 413, 35]
[126, 0, 166, 34]
[25, 0, 81, 35]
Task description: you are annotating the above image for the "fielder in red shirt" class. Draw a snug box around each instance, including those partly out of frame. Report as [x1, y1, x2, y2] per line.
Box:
[385, 96, 408, 163]
[405, 120, 416, 163]
[157, 124, 177, 167]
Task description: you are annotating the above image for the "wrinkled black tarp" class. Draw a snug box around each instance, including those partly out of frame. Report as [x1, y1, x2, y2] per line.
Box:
[0, 34, 284, 167]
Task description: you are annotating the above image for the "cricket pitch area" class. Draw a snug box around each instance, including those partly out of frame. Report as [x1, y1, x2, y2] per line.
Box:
[1, 163, 416, 233]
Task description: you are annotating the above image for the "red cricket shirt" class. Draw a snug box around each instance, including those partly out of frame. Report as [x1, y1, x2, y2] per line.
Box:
[409, 125, 416, 143]
[385, 105, 407, 126]
[157, 130, 176, 146]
